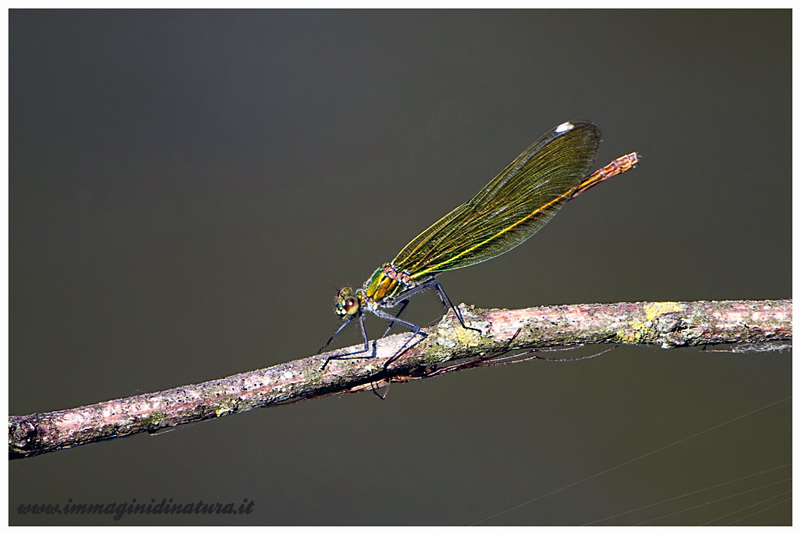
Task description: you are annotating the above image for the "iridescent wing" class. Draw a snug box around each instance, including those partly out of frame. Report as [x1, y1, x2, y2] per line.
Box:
[393, 121, 601, 279]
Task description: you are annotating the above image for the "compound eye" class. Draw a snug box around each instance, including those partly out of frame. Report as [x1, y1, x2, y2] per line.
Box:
[343, 297, 359, 315]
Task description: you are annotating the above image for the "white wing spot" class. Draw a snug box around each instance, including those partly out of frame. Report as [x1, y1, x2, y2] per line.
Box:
[555, 122, 574, 134]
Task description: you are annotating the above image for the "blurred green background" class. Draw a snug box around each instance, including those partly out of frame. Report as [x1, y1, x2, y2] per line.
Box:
[10, 9, 790, 525]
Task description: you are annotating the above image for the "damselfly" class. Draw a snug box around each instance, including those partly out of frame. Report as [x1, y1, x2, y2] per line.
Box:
[320, 121, 639, 366]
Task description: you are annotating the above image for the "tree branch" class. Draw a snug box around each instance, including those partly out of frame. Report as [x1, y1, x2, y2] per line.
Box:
[9, 299, 791, 459]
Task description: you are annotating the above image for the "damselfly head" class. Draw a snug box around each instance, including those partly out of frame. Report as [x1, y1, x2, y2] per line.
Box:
[334, 287, 362, 318]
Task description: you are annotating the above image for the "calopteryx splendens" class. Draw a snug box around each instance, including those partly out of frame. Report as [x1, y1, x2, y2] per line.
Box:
[320, 121, 639, 366]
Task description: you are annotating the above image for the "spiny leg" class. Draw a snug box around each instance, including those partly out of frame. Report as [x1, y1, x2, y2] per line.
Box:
[391, 278, 482, 335]
[370, 306, 428, 369]
[321, 313, 376, 370]
[381, 299, 409, 338]
[321, 304, 420, 371]
[430, 279, 482, 335]
[384, 278, 481, 335]
[376, 278, 481, 368]
[318, 313, 358, 354]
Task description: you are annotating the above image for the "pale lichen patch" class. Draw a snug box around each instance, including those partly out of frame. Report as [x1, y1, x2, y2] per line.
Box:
[645, 302, 682, 322]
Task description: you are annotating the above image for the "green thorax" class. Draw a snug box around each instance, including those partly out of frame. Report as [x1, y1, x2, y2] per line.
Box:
[362, 263, 417, 304]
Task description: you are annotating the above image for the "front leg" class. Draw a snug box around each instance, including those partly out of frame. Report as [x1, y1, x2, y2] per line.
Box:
[321, 313, 375, 370]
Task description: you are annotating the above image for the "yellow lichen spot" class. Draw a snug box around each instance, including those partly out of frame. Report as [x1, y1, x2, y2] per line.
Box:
[645, 302, 682, 322]
[618, 319, 647, 343]
[436, 314, 484, 353]
[454, 324, 482, 346]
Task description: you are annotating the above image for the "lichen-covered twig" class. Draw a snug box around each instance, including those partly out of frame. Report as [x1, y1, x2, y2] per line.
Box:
[9, 299, 791, 459]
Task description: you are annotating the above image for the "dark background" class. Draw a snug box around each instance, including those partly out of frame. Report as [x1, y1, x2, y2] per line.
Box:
[10, 10, 790, 525]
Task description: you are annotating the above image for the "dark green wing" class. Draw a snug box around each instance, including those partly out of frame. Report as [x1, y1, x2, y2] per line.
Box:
[393, 121, 601, 278]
